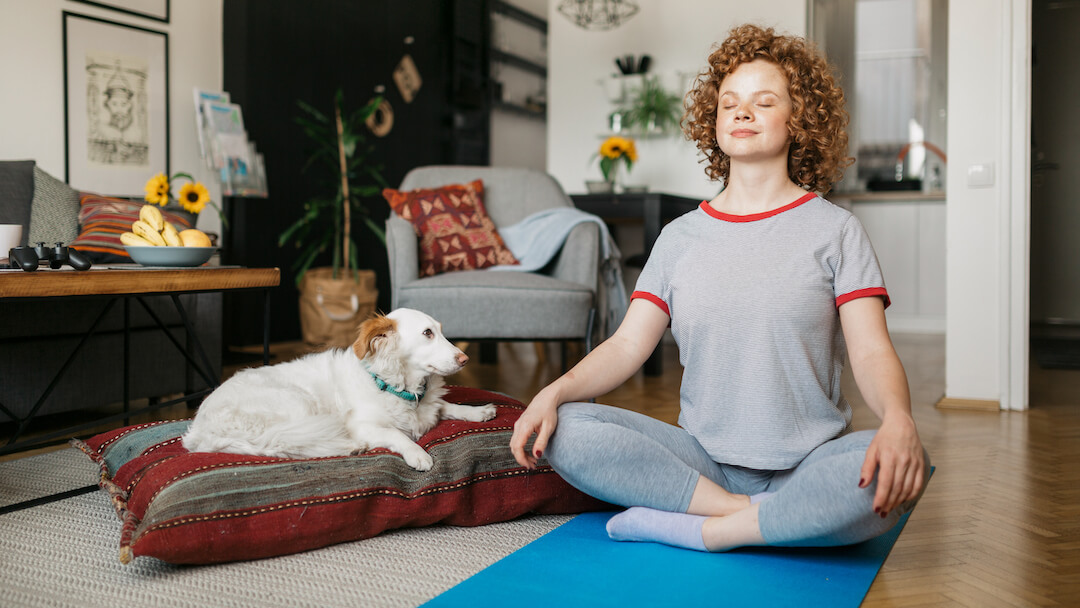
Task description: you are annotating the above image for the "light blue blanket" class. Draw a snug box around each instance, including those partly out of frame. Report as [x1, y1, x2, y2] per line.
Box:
[489, 207, 628, 337]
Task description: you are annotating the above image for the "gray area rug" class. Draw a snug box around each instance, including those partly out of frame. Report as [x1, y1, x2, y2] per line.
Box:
[0, 449, 573, 607]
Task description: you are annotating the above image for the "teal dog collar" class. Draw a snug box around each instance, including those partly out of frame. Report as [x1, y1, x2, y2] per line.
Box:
[366, 367, 425, 403]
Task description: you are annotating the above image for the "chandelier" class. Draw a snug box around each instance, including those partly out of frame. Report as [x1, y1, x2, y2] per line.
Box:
[557, 0, 640, 31]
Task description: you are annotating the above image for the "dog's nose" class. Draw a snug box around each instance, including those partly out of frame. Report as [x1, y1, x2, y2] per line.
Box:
[456, 352, 469, 366]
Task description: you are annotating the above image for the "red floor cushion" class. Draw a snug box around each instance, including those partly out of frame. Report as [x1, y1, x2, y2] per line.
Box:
[73, 387, 608, 565]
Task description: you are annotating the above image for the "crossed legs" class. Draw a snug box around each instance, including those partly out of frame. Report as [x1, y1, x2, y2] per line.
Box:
[545, 402, 928, 552]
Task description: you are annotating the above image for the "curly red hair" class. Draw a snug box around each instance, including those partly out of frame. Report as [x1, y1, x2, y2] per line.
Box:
[683, 24, 851, 194]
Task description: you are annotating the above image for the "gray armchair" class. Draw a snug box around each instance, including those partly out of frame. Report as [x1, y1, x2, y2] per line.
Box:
[386, 166, 600, 354]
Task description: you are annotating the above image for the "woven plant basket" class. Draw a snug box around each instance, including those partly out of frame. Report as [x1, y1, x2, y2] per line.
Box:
[297, 267, 378, 348]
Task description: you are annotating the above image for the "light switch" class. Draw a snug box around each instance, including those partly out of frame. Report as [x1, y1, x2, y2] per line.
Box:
[967, 163, 995, 188]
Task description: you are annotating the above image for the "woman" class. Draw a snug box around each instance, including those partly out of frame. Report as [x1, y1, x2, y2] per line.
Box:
[509, 24, 929, 552]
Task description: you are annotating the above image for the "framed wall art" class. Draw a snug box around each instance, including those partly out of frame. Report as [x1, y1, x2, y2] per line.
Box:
[63, 11, 169, 197]
[69, 0, 170, 23]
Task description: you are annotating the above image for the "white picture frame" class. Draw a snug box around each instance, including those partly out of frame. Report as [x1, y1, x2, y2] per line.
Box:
[63, 12, 169, 197]
[70, 0, 169, 23]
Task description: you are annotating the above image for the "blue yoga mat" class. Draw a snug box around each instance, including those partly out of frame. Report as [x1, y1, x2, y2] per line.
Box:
[426, 509, 913, 607]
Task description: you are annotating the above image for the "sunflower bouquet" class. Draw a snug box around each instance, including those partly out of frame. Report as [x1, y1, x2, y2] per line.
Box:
[596, 135, 638, 183]
[144, 172, 227, 227]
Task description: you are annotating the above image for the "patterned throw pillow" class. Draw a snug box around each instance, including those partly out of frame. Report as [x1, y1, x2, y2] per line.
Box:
[383, 180, 519, 277]
[72, 387, 608, 565]
[69, 194, 193, 263]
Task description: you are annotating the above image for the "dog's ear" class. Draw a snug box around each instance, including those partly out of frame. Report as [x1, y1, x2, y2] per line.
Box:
[353, 314, 397, 359]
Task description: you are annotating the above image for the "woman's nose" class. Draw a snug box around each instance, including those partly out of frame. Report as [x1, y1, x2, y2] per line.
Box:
[735, 104, 752, 121]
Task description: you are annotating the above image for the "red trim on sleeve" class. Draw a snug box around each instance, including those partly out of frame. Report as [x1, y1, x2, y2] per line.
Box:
[631, 291, 670, 316]
[836, 287, 891, 309]
[699, 192, 817, 222]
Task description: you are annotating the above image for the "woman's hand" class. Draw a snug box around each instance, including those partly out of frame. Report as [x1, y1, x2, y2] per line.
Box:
[859, 412, 926, 515]
[839, 296, 927, 515]
[508, 300, 671, 469]
[510, 388, 561, 469]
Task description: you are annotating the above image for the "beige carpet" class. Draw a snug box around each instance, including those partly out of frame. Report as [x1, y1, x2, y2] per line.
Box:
[0, 449, 573, 607]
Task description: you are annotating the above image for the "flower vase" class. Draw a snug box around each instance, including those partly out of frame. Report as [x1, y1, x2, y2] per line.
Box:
[605, 163, 621, 193]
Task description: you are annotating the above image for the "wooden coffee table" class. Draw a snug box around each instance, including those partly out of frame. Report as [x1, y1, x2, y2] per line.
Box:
[0, 265, 279, 299]
[0, 265, 280, 457]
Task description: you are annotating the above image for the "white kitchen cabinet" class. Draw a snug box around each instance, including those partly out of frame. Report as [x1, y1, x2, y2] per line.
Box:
[839, 193, 946, 333]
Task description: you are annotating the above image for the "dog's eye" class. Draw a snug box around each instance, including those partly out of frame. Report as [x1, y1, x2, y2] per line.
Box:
[423, 329, 434, 338]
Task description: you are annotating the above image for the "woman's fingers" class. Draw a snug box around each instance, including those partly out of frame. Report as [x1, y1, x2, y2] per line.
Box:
[858, 447, 879, 490]
[873, 460, 895, 515]
[510, 419, 537, 468]
[531, 422, 552, 461]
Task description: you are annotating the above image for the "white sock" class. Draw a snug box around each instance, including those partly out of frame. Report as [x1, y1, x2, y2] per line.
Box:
[605, 507, 708, 552]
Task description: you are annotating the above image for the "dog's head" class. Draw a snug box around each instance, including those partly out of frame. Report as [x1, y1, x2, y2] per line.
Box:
[353, 308, 468, 377]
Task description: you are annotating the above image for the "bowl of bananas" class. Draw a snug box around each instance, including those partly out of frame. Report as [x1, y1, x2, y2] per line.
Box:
[121, 205, 216, 267]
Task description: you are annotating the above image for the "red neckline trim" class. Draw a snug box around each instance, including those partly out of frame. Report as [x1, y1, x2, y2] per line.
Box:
[699, 192, 817, 223]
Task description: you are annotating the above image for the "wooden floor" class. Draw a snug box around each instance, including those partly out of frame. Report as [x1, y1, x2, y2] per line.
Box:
[5, 333, 1078, 606]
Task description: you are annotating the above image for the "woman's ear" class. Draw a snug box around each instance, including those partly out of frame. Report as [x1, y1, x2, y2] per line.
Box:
[352, 314, 397, 360]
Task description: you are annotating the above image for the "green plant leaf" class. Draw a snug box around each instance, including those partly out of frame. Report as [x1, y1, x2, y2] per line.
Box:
[363, 217, 386, 244]
[284, 89, 389, 273]
[296, 99, 329, 123]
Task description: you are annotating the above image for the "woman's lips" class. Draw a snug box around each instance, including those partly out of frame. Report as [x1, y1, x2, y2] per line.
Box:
[730, 129, 757, 138]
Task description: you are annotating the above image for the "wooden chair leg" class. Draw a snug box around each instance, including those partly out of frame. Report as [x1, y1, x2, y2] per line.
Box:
[533, 342, 547, 364]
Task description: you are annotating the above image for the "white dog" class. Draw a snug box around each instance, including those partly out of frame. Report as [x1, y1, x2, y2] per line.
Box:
[181, 308, 496, 470]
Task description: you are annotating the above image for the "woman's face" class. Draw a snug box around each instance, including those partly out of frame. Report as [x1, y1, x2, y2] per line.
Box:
[714, 59, 793, 164]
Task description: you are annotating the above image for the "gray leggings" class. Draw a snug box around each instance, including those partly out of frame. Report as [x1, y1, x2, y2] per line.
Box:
[545, 402, 930, 546]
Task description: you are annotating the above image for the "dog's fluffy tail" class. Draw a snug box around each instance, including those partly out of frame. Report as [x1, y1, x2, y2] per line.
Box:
[183, 415, 357, 459]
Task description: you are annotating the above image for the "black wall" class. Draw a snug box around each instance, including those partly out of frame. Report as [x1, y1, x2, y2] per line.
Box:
[221, 0, 489, 347]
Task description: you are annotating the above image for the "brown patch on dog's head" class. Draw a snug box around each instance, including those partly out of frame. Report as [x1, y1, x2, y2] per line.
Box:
[352, 313, 397, 360]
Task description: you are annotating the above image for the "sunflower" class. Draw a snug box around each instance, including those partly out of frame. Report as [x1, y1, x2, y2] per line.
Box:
[600, 136, 633, 159]
[597, 136, 637, 182]
[177, 181, 210, 214]
[143, 173, 171, 205]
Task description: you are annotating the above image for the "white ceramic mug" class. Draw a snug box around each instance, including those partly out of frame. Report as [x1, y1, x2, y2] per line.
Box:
[0, 224, 23, 257]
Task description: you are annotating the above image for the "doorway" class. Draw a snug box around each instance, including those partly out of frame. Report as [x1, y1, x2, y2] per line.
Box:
[1029, 0, 1080, 371]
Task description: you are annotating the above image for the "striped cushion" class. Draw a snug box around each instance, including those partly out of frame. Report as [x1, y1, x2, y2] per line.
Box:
[69, 194, 194, 263]
[73, 387, 608, 565]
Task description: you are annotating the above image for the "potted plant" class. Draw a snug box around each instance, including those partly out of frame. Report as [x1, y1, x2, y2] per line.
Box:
[620, 75, 682, 134]
[278, 89, 386, 347]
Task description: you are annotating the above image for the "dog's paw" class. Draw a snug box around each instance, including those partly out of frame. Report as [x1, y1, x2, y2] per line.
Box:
[474, 404, 497, 421]
[402, 448, 434, 471]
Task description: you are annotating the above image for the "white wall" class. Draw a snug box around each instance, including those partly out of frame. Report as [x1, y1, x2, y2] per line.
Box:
[0, 0, 225, 238]
[546, 0, 806, 198]
[944, 0, 1026, 408]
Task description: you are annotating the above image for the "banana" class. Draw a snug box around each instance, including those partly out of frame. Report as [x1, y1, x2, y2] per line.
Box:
[139, 204, 165, 232]
[131, 220, 167, 246]
[161, 221, 183, 246]
[120, 231, 155, 247]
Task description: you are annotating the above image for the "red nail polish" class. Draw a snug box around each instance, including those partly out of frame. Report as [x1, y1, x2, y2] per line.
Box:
[859, 478, 865, 487]
[534, 450, 543, 459]
[880, 511, 887, 518]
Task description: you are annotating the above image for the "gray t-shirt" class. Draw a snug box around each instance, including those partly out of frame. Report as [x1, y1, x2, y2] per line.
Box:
[633, 193, 889, 469]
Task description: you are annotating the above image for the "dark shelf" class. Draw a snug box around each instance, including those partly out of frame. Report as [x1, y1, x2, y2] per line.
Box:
[493, 101, 545, 118]
[491, 0, 547, 31]
[491, 48, 547, 77]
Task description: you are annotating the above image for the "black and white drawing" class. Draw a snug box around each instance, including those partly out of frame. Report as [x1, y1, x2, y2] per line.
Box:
[86, 52, 150, 166]
[63, 12, 168, 197]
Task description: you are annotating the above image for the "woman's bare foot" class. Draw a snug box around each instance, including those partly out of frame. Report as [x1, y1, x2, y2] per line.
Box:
[686, 475, 752, 517]
[700, 504, 766, 552]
